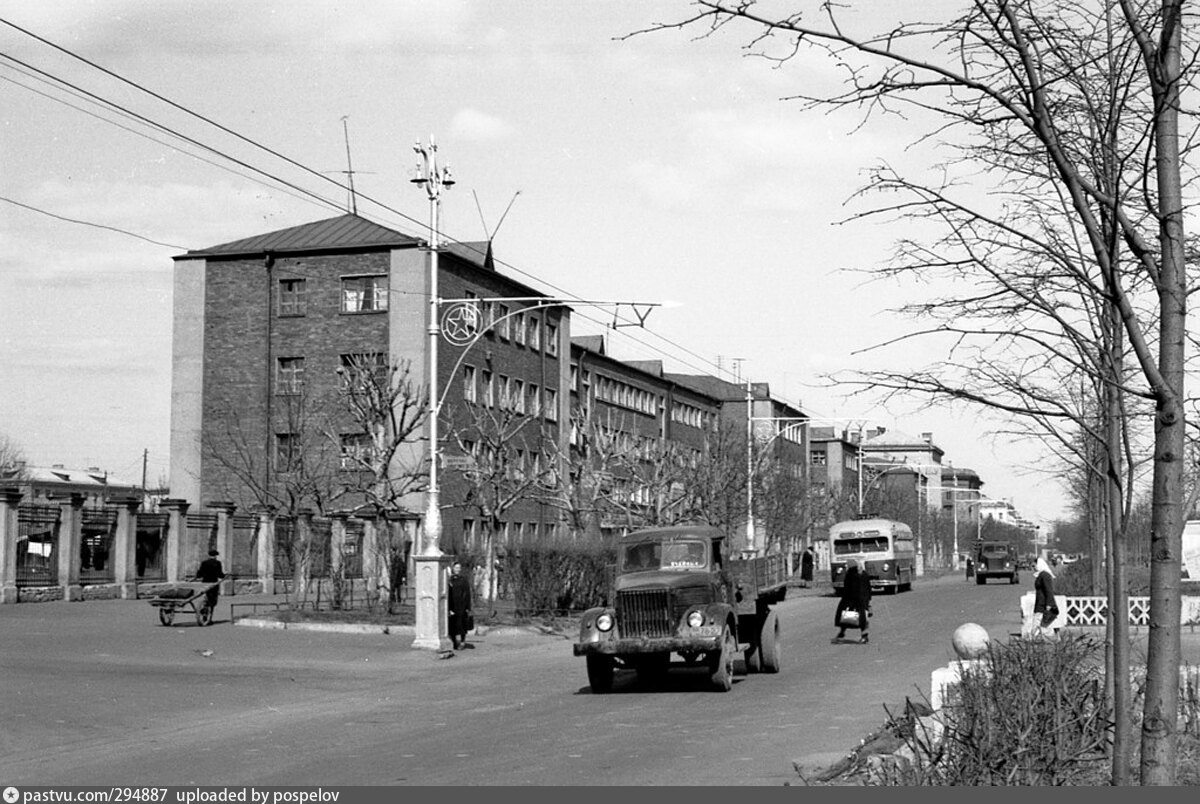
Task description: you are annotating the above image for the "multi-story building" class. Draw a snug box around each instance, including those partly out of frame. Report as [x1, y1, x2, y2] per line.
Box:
[169, 213, 570, 554]
[860, 427, 945, 511]
[568, 337, 721, 535]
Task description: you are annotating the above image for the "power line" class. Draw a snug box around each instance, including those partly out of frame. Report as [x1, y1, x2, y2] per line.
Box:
[0, 19, 741, 386]
[0, 195, 187, 249]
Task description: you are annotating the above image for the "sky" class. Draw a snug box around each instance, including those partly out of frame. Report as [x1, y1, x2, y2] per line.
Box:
[0, 0, 1071, 526]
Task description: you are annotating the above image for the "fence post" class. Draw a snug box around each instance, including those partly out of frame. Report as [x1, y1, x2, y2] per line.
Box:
[158, 498, 190, 583]
[206, 501, 236, 598]
[111, 496, 142, 599]
[57, 493, 85, 601]
[0, 486, 22, 603]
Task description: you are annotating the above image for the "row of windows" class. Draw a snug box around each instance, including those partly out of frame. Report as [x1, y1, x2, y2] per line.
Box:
[461, 365, 559, 421]
[458, 440, 556, 484]
[462, 519, 561, 546]
[278, 275, 388, 316]
[276, 353, 388, 395]
[460, 293, 559, 356]
[593, 374, 658, 415]
[671, 401, 710, 429]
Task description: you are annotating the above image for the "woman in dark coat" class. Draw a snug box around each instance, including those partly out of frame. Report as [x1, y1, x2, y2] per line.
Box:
[833, 558, 872, 643]
[447, 560, 473, 650]
[800, 546, 815, 587]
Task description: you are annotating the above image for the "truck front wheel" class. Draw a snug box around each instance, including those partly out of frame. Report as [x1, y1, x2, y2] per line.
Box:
[710, 625, 736, 692]
[587, 654, 615, 694]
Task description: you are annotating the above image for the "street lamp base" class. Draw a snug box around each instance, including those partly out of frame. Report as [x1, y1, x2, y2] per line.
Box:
[411, 553, 453, 651]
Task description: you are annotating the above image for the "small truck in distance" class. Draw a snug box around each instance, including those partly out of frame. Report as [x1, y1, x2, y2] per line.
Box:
[573, 525, 788, 693]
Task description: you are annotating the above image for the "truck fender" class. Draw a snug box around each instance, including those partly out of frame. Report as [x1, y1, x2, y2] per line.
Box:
[700, 602, 737, 641]
[577, 605, 617, 644]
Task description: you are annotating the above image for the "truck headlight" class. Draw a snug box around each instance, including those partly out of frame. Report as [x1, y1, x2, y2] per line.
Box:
[881, 562, 890, 572]
[686, 610, 704, 628]
[596, 613, 614, 632]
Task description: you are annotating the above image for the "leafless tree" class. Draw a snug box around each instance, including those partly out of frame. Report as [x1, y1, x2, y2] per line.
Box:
[633, 1, 1194, 781]
[0, 433, 29, 483]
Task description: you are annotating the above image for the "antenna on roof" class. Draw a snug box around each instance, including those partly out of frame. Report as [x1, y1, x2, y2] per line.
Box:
[471, 190, 522, 241]
[323, 116, 376, 214]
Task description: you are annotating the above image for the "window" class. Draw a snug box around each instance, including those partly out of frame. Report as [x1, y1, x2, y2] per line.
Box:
[339, 353, 386, 389]
[544, 388, 558, 421]
[278, 278, 307, 316]
[481, 370, 494, 407]
[811, 450, 828, 466]
[277, 357, 305, 395]
[498, 375, 511, 409]
[463, 365, 478, 403]
[513, 379, 526, 413]
[497, 304, 511, 339]
[545, 323, 558, 356]
[339, 433, 373, 469]
[514, 312, 526, 346]
[341, 275, 388, 313]
[525, 382, 539, 416]
[527, 315, 540, 350]
[275, 433, 300, 471]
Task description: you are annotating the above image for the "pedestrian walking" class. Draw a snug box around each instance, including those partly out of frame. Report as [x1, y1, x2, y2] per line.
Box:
[1028, 556, 1060, 640]
[447, 560, 473, 650]
[965, 556, 975, 580]
[800, 545, 815, 588]
[195, 548, 225, 612]
[833, 558, 872, 644]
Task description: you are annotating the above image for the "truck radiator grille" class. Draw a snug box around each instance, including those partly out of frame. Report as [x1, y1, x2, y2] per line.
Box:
[616, 589, 674, 639]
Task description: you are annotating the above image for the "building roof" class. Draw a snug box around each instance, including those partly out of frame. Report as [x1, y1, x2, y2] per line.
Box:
[19, 464, 140, 492]
[175, 214, 422, 259]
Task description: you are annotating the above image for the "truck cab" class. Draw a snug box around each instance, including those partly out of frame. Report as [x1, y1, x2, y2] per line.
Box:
[573, 525, 787, 693]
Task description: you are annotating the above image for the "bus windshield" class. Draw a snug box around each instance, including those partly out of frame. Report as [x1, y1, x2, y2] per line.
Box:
[833, 532, 890, 554]
[621, 540, 707, 572]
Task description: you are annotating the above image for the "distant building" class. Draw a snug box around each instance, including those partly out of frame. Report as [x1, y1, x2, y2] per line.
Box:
[5, 464, 141, 507]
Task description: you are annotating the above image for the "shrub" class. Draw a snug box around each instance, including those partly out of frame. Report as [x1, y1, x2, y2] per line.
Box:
[499, 537, 615, 619]
[891, 634, 1111, 785]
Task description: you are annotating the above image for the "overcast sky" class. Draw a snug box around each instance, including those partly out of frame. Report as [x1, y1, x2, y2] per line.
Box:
[0, 0, 1070, 525]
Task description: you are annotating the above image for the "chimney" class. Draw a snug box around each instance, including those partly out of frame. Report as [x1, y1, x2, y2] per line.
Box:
[921, 432, 933, 443]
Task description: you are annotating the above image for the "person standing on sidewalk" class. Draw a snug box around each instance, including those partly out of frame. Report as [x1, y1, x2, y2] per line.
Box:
[800, 545, 815, 588]
[447, 561, 473, 650]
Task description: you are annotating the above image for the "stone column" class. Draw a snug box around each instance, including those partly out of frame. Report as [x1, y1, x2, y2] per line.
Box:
[295, 509, 313, 601]
[111, 496, 142, 599]
[57, 493, 85, 601]
[254, 507, 276, 594]
[0, 486, 23, 604]
[207, 501, 236, 597]
[159, 498, 190, 583]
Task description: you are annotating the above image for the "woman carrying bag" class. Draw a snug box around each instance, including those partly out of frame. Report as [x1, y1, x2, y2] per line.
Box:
[833, 558, 872, 644]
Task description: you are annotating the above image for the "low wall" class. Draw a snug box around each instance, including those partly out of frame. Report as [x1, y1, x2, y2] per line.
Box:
[1059, 595, 1200, 627]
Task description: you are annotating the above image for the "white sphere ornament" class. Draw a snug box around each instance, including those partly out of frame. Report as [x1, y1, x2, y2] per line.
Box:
[952, 623, 990, 659]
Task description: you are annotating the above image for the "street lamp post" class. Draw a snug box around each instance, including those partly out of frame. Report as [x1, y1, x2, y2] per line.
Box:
[410, 135, 455, 651]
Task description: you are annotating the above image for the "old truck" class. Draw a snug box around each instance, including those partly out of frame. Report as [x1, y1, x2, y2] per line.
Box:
[573, 525, 789, 693]
[975, 540, 1020, 585]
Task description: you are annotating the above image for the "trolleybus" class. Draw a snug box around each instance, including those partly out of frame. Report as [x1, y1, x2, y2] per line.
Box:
[829, 517, 916, 594]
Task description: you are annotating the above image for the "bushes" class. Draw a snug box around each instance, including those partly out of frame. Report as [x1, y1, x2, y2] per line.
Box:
[890, 634, 1112, 785]
[497, 537, 615, 619]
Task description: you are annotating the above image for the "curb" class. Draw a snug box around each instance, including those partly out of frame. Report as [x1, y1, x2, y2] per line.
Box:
[235, 618, 415, 636]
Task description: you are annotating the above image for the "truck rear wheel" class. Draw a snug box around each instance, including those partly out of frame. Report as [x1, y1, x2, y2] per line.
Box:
[587, 655, 615, 694]
[759, 610, 781, 673]
[710, 625, 735, 692]
[744, 644, 762, 674]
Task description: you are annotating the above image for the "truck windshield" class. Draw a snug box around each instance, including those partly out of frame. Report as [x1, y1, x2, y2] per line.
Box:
[981, 545, 1009, 557]
[833, 533, 890, 554]
[621, 540, 707, 572]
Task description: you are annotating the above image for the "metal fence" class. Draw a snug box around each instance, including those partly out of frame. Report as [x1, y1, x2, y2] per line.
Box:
[16, 504, 59, 587]
[79, 508, 116, 585]
[136, 513, 168, 582]
[231, 514, 257, 577]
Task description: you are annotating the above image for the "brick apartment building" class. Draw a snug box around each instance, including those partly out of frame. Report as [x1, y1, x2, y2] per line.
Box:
[170, 213, 570, 554]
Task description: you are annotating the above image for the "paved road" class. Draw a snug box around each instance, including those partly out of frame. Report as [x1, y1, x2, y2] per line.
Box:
[2, 574, 1197, 785]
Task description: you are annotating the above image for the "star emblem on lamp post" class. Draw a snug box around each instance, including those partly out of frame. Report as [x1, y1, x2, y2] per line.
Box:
[441, 302, 481, 346]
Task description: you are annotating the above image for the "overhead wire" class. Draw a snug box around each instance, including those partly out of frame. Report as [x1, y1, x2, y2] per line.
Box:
[0, 19, 768, 393]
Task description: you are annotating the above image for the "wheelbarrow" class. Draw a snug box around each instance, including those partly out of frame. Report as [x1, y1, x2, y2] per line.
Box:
[147, 581, 221, 627]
